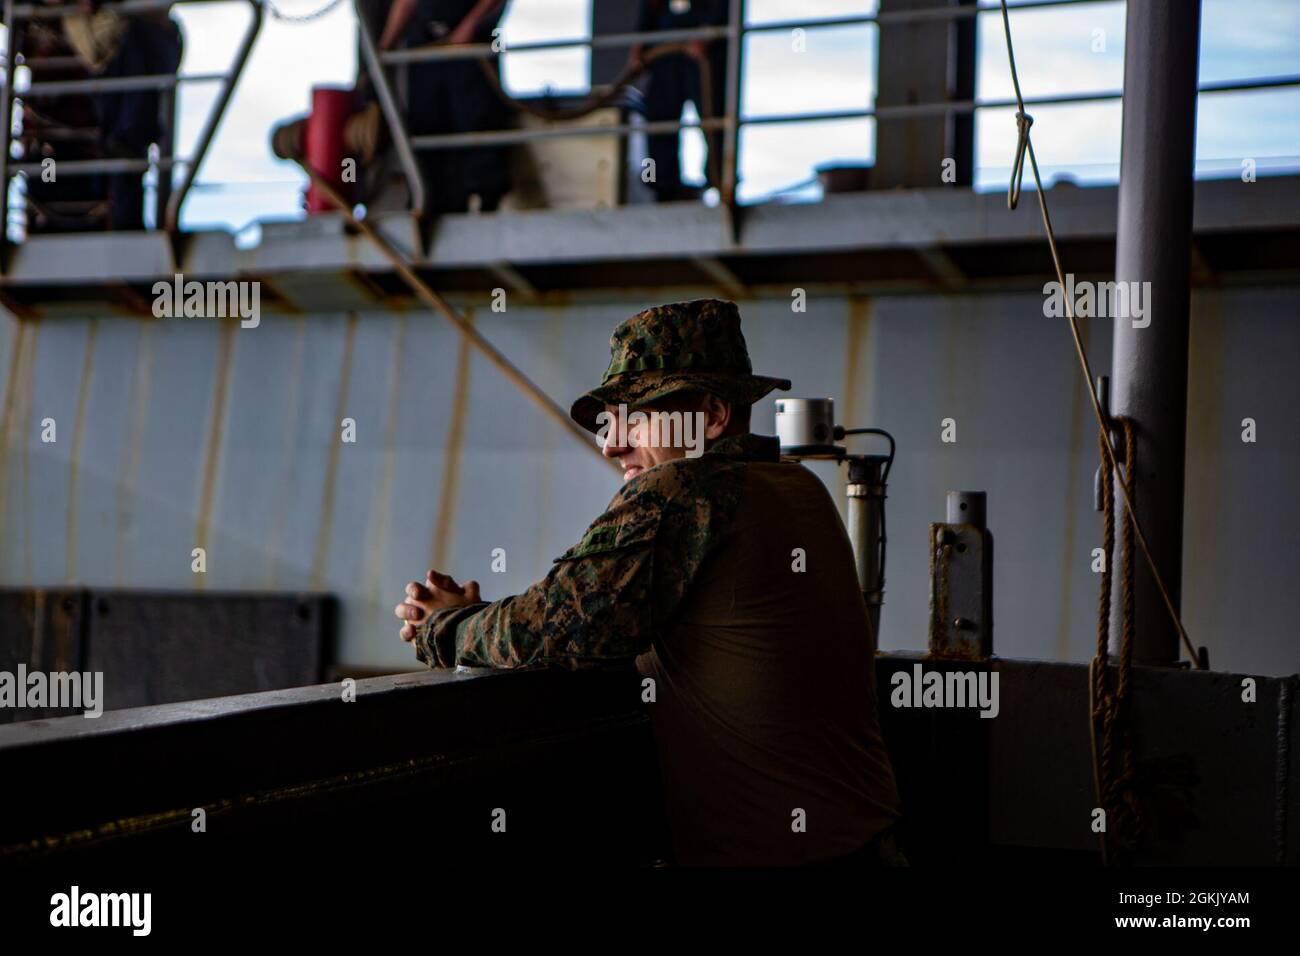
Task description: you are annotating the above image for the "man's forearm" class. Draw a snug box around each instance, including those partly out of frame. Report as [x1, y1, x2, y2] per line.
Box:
[417, 587, 562, 670]
[462, 0, 504, 35]
[407, 459, 730, 670]
[414, 602, 489, 667]
[414, 541, 658, 670]
[378, 0, 417, 50]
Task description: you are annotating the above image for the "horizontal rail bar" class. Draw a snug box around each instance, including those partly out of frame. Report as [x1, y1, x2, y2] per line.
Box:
[13, 0, 1099, 25]
[754, 0, 1108, 32]
[403, 75, 1299, 150]
[12, 0, 228, 18]
[7, 56, 84, 69]
[378, 0, 1110, 64]
[18, 72, 226, 97]
[411, 117, 727, 150]
[747, 75, 1300, 125]
[12, 157, 177, 175]
[380, 25, 731, 65]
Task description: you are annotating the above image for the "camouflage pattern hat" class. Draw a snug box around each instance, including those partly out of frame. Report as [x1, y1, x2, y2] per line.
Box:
[570, 298, 791, 434]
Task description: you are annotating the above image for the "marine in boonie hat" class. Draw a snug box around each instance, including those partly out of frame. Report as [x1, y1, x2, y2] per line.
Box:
[569, 298, 792, 434]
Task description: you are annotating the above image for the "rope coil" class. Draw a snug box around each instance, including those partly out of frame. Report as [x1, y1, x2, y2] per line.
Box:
[996, 0, 1205, 865]
[1093, 418, 1144, 862]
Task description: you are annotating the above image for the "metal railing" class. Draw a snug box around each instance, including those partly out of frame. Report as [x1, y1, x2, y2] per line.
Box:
[0, 0, 262, 254]
[356, 0, 1300, 219]
[2, 0, 1298, 243]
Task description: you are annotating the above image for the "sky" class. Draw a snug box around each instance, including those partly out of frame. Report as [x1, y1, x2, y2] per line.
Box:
[9, 0, 1300, 239]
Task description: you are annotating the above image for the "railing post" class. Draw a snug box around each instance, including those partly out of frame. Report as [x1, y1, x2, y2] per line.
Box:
[1109, 0, 1202, 665]
[164, 0, 264, 234]
[155, 85, 175, 230]
[1, 0, 18, 269]
[354, 0, 426, 218]
[721, 0, 743, 240]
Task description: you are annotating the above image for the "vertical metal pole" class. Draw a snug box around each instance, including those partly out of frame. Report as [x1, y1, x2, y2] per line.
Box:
[155, 87, 175, 230]
[1110, 0, 1202, 665]
[720, 0, 743, 214]
[847, 455, 887, 646]
[354, 0, 426, 217]
[949, 0, 977, 187]
[1, 0, 18, 264]
[165, 0, 265, 233]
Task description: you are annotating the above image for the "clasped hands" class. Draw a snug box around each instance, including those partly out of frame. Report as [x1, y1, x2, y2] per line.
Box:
[395, 570, 482, 644]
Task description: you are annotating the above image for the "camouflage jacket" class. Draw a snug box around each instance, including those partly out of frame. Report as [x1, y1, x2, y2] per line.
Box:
[412, 433, 775, 669]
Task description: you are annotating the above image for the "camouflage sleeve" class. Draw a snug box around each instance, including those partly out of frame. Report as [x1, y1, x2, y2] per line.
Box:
[412, 461, 734, 669]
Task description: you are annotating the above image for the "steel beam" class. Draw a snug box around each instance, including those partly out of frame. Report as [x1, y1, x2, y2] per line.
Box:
[3, 177, 1297, 297]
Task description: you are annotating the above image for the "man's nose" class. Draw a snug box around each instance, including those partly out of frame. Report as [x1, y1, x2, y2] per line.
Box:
[602, 433, 629, 459]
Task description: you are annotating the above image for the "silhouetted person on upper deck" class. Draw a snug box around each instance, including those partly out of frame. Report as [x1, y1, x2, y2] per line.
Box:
[629, 0, 729, 202]
[377, 0, 510, 212]
[394, 299, 906, 867]
[64, 0, 182, 229]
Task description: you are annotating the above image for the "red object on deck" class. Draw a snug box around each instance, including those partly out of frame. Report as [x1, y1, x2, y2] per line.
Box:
[304, 86, 354, 214]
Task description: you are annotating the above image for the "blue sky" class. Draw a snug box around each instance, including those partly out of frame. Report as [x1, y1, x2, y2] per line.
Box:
[11, 0, 1300, 238]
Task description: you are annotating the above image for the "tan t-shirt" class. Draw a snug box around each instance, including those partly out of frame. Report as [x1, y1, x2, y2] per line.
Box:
[635, 454, 901, 866]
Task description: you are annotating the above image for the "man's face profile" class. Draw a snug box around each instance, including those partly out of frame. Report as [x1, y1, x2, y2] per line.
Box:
[599, 402, 695, 482]
[597, 393, 739, 482]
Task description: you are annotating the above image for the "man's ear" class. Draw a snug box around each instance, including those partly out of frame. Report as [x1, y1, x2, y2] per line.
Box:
[702, 394, 732, 441]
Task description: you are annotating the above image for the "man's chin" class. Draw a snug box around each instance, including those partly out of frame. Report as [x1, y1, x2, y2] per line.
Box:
[622, 466, 643, 483]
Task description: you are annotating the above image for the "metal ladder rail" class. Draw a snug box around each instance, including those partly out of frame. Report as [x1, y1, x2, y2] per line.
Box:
[351, 0, 424, 217]
[0, 0, 262, 259]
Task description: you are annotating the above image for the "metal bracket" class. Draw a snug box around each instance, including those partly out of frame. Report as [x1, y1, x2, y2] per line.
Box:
[928, 491, 993, 659]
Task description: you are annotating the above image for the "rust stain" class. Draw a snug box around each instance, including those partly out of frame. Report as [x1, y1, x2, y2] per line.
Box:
[927, 526, 949, 654]
[0, 320, 31, 573]
[265, 317, 308, 588]
[841, 296, 874, 501]
[534, 306, 566, 569]
[193, 320, 238, 590]
[1055, 315, 1088, 661]
[1184, 290, 1227, 642]
[17, 320, 40, 585]
[65, 319, 99, 583]
[310, 313, 359, 590]
[432, 309, 474, 570]
[364, 313, 409, 612]
[115, 323, 155, 587]
[31, 588, 46, 667]
[939, 305, 961, 495]
[842, 296, 873, 418]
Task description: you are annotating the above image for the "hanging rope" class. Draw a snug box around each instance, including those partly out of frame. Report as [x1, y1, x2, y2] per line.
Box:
[996, 0, 1200, 668]
[1007, 109, 1032, 211]
[1091, 417, 1145, 864]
